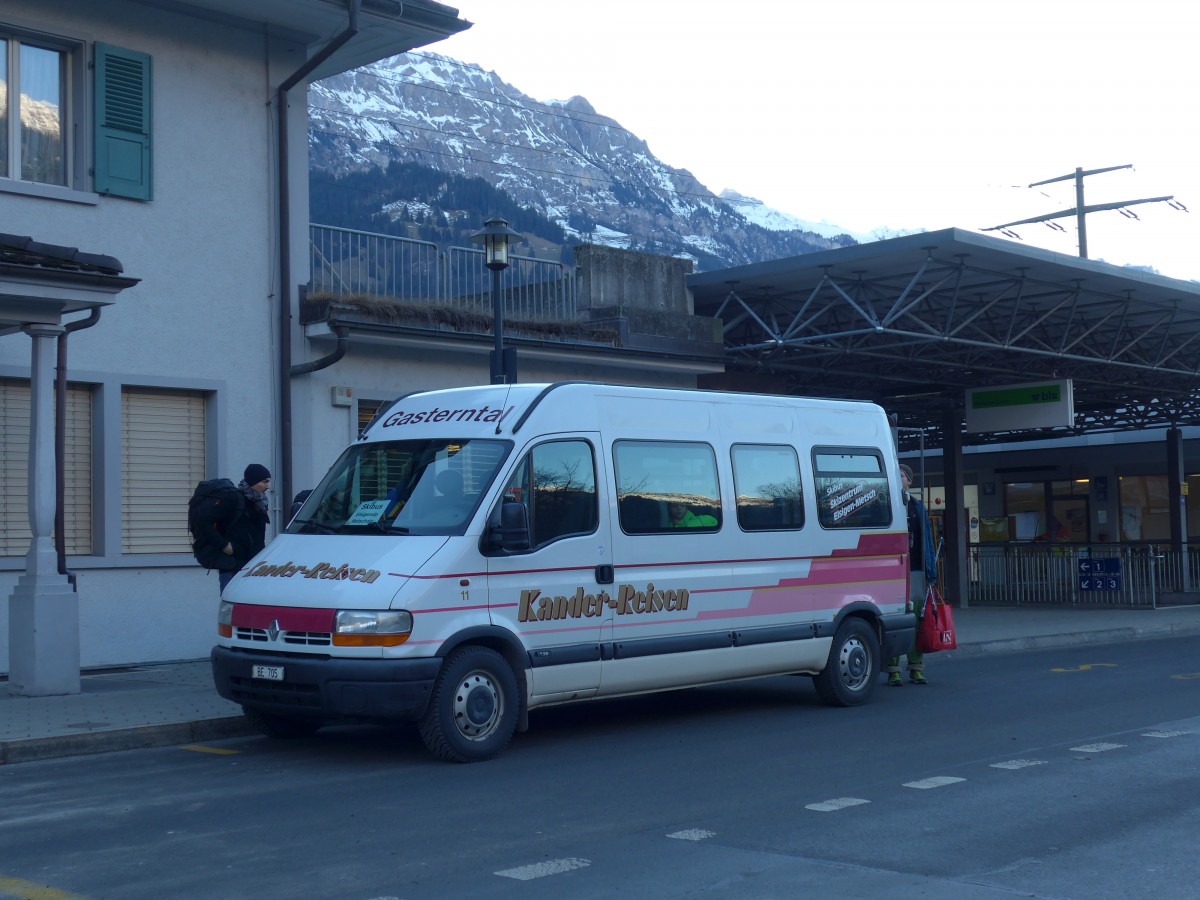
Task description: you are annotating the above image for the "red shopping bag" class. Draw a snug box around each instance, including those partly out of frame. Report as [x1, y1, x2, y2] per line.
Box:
[916, 585, 958, 653]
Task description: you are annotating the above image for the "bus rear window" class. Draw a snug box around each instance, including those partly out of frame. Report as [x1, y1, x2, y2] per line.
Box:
[813, 448, 892, 529]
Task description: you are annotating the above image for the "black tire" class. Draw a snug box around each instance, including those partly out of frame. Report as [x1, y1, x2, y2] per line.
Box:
[419, 646, 519, 763]
[244, 708, 322, 739]
[812, 618, 879, 707]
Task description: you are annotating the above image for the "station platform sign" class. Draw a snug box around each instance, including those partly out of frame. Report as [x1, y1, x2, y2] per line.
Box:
[1079, 557, 1121, 591]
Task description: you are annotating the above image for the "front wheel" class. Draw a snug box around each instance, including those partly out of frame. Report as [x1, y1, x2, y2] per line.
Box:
[812, 618, 879, 707]
[419, 646, 520, 763]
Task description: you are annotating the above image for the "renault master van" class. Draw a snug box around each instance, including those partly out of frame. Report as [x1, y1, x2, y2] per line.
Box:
[212, 383, 916, 761]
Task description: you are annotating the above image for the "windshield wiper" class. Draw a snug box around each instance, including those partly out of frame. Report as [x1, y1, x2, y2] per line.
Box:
[370, 521, 409, 534]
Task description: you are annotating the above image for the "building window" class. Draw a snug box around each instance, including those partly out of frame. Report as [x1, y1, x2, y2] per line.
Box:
[1, 35, 69, 185]
[1116, 474, 1200, 542]
[1004, 479, 1089, 542]
[1, 32, 151, 198]
[358, 398, 392, 435]
[0, 378, 93, 556]
[732, 443, 804, 531]
[121, 388, 205, 554]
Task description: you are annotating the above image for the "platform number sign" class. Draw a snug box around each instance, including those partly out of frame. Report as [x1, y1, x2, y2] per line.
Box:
[1079, 558, 1121, 591]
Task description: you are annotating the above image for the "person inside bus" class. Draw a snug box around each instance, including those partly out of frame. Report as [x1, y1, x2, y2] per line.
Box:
[667, 500, 717, 528]
[887, 463, 938, 686]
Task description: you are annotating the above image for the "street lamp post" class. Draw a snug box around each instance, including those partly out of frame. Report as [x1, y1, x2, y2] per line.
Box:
[470, 217, 524, 384]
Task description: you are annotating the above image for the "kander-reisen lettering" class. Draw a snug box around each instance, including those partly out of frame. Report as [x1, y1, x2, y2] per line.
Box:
[246, 561, 381, 583]
[518, 583, 690, 622]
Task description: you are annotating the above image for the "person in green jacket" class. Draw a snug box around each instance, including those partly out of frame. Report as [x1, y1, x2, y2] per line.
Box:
[668, 501, 717, 528]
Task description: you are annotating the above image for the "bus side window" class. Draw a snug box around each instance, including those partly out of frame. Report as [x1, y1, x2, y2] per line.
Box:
[732, 443, 804, 531]
[494, 440, 598, 550]
[613, 440, 721, 534]
[529, 440, 598, 547]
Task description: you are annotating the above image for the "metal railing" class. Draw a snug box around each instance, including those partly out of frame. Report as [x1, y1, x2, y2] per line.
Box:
[967, 543, 1199, 608]
[310, 224, 577, 320]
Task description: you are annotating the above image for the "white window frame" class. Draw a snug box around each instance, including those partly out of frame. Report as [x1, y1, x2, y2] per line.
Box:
[0, 23, 92, 203]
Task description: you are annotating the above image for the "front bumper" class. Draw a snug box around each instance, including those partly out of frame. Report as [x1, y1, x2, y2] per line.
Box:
[211, 646, 441, 723]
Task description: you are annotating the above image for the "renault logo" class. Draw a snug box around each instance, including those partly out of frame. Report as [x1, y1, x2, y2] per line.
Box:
[267, 619, 281, 641]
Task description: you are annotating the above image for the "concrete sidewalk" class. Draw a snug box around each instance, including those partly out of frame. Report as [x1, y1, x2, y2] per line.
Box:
[4, 603, 1200, 765]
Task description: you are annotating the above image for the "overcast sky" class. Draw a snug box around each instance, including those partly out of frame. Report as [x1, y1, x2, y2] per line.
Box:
[436, 1, 1198, 281]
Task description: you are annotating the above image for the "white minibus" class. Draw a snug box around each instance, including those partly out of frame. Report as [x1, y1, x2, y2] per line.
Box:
[212, 383, 916, 761]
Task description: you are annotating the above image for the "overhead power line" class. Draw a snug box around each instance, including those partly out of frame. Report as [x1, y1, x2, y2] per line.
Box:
[983, 165, 1175, 258]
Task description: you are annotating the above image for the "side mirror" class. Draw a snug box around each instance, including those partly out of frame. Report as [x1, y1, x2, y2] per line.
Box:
[499, 500, 531, 552]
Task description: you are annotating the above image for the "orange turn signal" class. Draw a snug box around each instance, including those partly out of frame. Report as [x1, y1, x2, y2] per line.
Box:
[332, 633, 410, 648]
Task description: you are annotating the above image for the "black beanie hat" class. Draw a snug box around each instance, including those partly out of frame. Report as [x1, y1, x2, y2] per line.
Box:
[244, 463, 271, 485]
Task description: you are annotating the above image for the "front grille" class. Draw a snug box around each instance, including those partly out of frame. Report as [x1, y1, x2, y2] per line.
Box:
[234, 626, 331, 647]
[283, 631, 332, 647]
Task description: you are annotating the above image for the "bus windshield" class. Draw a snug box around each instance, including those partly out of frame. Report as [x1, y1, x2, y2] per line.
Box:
[287, 438, 511, 536]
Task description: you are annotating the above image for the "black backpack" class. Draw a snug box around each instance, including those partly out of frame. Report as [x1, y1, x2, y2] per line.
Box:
[187, 478, 244, 564]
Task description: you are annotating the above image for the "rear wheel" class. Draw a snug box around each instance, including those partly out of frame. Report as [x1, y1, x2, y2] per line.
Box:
[812, 618, 879, 707]
[244, 708, 322, 739]
[420, 646, 519, 763]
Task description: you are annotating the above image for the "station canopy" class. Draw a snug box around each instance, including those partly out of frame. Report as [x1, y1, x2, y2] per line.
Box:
[688, 228, 1200, 450]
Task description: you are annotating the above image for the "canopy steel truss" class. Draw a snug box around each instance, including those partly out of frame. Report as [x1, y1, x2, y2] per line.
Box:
[688, 228, 1200, 450]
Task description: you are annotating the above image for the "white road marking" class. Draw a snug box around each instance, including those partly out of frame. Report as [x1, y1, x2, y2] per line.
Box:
[903, 776, 966, 789]
[1143, 730, 1192, 738]
[667, 829, 716, 841]
[1070, 742, 1125, 753]
[805, 797, 871, 812]
[495, 858, 590, 881]
[990, 759, 1049, 769]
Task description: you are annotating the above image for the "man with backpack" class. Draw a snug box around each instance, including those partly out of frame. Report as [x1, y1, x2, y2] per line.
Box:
[190, 463, 272, 593]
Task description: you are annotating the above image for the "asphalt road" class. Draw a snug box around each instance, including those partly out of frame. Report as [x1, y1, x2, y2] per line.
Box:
[3, 636, 1199, 900]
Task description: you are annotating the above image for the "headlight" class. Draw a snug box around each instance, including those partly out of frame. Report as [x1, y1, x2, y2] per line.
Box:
[218, 600, 234, 637]
[333, 609, 413, 647]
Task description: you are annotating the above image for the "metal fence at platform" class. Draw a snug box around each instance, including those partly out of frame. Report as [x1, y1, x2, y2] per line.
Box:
[966, 544, 1197, 608]
[309, 224, 577, 320]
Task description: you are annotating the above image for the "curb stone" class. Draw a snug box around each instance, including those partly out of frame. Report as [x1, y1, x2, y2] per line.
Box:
[948, 620, 1200, 658]
[0, 716, 256, 766]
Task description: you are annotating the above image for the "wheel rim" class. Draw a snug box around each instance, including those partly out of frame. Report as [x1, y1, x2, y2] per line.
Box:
[836, 636, 871, 692]
[452, 669, 504, 742]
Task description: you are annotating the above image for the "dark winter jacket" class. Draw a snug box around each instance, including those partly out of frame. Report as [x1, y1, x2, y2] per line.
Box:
[905, 492, 938, 577]
[222, 481, 270, 570]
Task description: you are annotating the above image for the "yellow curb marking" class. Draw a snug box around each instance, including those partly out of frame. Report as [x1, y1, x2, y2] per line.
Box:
[181, 744, 240, 755]
[0, 875, 90, 900]
[1051, 663, 1118, 672]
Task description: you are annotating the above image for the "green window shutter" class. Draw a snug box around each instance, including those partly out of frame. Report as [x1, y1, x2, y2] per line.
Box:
[94, 43, 152, 200]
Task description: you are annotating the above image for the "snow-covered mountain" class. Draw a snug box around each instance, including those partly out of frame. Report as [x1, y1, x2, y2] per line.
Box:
[718, 190, 867, 242]
[308, 52, 857, 271]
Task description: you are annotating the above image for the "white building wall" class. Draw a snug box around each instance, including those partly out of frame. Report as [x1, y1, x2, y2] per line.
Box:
[1, 0, 313, 671]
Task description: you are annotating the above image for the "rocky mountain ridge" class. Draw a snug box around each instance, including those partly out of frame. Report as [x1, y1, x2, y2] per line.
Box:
[308, 52, 857, 271]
